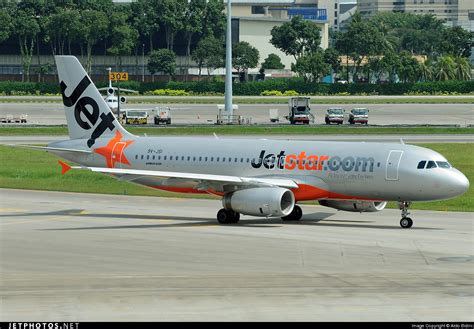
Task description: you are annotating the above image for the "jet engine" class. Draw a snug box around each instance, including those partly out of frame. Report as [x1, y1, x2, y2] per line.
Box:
[107, 87, 114, 96]
[119, 96, 127, 104]
[223, 187, 295, 217]
[318, 200, 387, 212]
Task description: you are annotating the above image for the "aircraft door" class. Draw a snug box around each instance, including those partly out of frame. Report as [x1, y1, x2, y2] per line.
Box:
[111, 142, 127, 168]
[385, 150, 403, 181]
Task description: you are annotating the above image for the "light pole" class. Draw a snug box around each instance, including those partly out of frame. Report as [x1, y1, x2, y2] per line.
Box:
[224, 0, 233, 123]
[142, 43, 145, 82]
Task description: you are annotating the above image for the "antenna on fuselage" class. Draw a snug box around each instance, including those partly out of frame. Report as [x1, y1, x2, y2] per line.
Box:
[213, 133, 219, 139]
[400, 138, 405, 144]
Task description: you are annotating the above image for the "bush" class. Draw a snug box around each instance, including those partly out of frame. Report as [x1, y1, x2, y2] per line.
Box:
[260, 90, 283, 96]
[0, 79, 472, 96]
[144, 89, 191, 96]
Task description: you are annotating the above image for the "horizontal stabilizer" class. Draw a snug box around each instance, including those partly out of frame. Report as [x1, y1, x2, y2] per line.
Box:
[7, 144, 92, 153]
[58, 160, 72, 175]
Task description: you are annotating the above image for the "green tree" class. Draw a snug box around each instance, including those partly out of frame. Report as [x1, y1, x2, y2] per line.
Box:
[232, 41, 260, 81]
[261, 53, 285, 70]
[418, 60, 433, 82]
[434, 55, 456, 81]
[148, 49, 176, 81]
[42, 7, 78, 55]
[380, 51, 401, 82]
[440, 26, 473, 58]
[270, 15, 322, 60]
[130, 0, 160, 51]
[323, 48, 341, 75]
[397, 51, 420, 83]
[12, 8, 40, 82]
[201, 0, 226, 40]
[107, 12, 139, 70]
[158, 0, 186, 50]
[454, 56, 472, 81]
[79, 9, 109, 73]
[291, 51, 331, 83]
[192, 36, 224, 77]
[0, 8, 12, 43]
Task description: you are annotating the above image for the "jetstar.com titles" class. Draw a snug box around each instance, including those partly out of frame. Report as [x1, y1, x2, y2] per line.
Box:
[251, 150, 375, 172]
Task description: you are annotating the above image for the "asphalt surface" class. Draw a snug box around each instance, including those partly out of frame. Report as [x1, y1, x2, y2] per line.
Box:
[1, 102, 473, 125]
[1, 189, 473, 321]
[1, 134, 473, 145]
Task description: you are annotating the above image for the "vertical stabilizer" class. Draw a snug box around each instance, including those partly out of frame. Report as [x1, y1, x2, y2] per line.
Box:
[55, 56, 133, 147]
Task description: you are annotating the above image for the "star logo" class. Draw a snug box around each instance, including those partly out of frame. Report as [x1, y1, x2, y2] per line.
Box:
[93, 131, 134, 168]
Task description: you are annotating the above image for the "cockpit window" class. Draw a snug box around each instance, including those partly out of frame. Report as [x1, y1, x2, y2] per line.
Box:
[417, 161, 426, 169]
[426, 160, 437, 169]
[436, 161, 451, 168]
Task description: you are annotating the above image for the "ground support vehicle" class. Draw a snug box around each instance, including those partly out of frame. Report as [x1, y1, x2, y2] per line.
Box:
[349, 108, 369, 125]
[325, 108, 344, 125]
[124, 110, 148, 125]
[154, 107, 171, 125]
[285, 97, 314, 125]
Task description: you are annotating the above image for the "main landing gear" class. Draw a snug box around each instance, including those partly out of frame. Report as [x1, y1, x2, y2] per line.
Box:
[217, 209, 240, 224]
[282, 205, 303, 221]
[399, 201, 413, 228]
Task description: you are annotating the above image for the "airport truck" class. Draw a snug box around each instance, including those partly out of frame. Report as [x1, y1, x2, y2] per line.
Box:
[285, 97, 314, 125]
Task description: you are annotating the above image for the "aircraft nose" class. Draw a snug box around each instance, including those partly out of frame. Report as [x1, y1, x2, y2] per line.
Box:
[450, 170, 470, 196]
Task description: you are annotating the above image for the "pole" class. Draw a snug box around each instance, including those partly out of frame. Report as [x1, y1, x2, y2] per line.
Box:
[142, 44, 145, 82]
[117, 80, 120, 122]
[224, 0, 233, 124]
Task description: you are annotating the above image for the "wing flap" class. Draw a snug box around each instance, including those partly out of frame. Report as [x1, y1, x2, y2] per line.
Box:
[72, 166, 298, 189]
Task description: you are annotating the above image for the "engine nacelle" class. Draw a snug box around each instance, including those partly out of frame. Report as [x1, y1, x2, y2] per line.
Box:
[223, 187, 295, 217]
[318, 200, 387, 212]
[119, 96, 127, 104]
[107, 88, 114, 96]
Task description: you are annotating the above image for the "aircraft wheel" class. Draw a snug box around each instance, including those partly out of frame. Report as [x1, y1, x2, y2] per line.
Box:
[400, 217, 413, 228]
[217, 209, 239, 224]
[282, 205, 302, 221]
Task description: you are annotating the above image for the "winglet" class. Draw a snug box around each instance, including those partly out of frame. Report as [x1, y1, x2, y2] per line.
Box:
[59, 160, 72, 175]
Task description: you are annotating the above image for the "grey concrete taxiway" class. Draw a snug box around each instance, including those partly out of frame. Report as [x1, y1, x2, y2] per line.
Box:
[1, 102, 473, 125]
[1, 189, 473, 321]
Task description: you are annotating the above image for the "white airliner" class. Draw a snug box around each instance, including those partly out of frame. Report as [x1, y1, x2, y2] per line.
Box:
[97, 74, 138, 112]
[21, 56, 470, 228]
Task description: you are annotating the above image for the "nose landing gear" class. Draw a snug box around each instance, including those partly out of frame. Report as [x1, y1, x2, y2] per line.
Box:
[399, 201, 413, 228]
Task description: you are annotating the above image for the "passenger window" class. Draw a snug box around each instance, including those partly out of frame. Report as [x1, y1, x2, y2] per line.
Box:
[158, 156, 161, 160]
[417, 161, 426, 169]
[181, 156, 184, 161]
[229, 157, 232, 162]
[426, 160, 437, 169]
[193, 157, 196, 161]
[205, 157, 208, 161]
[164, 156, 167, 160]
[223, 157, 226, 162]
[199, 156, 202, 161]
[147, 155, 150, 160]
[141, 155, 144, 160]
[211, 157, 214, 161]
[135, 155, 138, 159]
[187, 156, 190, 161]
[246, 158, 249, 163]
[234, 158, 238, 162]
[152, 155, 155, 160]
[240, 158, 243, 162]
[217, 157, 219, 162]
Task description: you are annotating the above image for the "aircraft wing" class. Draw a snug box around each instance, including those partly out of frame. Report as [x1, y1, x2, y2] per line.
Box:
[97, 87, 138, 94]
[71, 166, 298, 189]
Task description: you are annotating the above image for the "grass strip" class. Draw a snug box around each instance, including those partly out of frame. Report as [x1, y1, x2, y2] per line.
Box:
[0, 143, 471, 212]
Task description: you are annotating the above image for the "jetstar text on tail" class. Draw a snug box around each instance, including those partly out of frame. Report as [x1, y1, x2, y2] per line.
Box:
[251, 150, 375, 172]
[60, 75, 116, 148]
